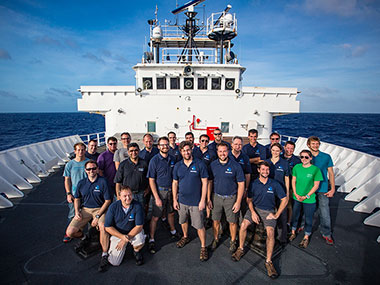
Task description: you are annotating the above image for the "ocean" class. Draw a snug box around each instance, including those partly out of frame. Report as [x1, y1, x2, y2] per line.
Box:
[0, 112, 379, 157]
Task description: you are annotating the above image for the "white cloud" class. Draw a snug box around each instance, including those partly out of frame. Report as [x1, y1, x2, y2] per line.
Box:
[339, 43, 369, 57]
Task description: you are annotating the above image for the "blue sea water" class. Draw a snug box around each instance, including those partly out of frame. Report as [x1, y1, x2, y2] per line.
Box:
[0, 112, 379, 157]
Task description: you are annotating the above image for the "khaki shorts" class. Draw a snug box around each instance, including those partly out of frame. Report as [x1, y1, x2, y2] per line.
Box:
[108, 230, 146, 266]
[178, 203, 204, 230]
[152, 189, 174, 217]
[244, 208, 276, 229]
[211, 193, 238, 224]
[68, 207, 105, 230]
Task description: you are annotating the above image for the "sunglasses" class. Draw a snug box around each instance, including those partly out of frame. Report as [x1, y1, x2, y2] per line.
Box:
[300, 156, 310, 159]
[108, 143, 117, 145]
[129, 149, 139, 152]
[201, 139, 209, 142]
[214, 133, 222, 136]
[271, 138, 280, 141]
[86, 167, 97, 171]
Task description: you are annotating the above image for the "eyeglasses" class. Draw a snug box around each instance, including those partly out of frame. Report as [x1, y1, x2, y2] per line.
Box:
[214, 133, 222, 136]
[85, 167, 97, 171]
[159, 144, 169, 147]
[271, 138, 280, 141]
[108, 143, 117, 145]
[300, 156, 310, 159]
[200, 139, 209, 142]
[121, 137, 131, 140]
[129, 149, 139, 152]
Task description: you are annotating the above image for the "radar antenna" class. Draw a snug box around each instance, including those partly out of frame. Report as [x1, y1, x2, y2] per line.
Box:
[171, 0, 206, 63]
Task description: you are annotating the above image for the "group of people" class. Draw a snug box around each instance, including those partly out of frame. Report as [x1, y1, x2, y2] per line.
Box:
[62, 128, 335, 278]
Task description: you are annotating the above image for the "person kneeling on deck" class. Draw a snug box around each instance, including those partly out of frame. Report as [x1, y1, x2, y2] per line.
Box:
[65, 160, 112, 272]
[172, 141, 209, 261]
[231, 161, 288, 279]
[104, 186, 145, 269]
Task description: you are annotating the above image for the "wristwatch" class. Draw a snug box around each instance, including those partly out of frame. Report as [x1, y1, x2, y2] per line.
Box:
[66, 192, 72, 196]
[306, 194, 310, 199]
[95, 214, 100, 219]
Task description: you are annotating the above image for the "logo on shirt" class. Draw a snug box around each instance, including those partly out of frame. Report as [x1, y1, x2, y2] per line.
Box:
[129, 213, 135, 221]
[138, 168, 144, 172]
[239, 158, 244, 165]
[307, 174, 313, 178]
[225, 167, 233, 174]
[277, 165, 284, 172]
[267, 186, 274, 194]
[204, 154, 210, 160]
[94, 185, 101, 192]
[190, 165, 197, 173]
[170, 161, 175, 167]
[255, 149, 260, 154]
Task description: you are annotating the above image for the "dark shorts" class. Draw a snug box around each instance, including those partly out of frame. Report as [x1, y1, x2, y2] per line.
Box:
[152, 189, 174, 217]
[244, 208, 276, 228]
[178, 203, 204, 230]
[211, 193, 238, 224]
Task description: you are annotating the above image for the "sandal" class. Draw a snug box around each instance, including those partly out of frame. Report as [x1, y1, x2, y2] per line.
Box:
[176, 237, 190, 248]
[200, 247, 208, 261]
[289, 233, 296, 242]
[299, 238, 309, 248]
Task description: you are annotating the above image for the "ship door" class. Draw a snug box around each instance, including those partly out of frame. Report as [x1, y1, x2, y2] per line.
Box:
[147, 121, 156, 133]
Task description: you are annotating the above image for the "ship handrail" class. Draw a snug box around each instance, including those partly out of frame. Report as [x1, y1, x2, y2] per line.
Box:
[79, 132, 106, 146]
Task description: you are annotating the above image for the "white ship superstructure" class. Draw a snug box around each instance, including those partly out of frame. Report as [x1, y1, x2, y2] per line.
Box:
[77, 1, 299, 142]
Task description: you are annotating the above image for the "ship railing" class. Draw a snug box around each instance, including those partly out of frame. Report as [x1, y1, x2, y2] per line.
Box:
[206, 12, 237, 35]
[162, 47, 217, 64]
[79, 132, 106, 147]
[156, 23, 208, 39]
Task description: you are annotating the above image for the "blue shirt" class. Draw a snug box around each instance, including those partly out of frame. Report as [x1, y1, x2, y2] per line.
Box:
[63, 158, 89, 196]
[229, 151, 252, 174]
[242, 142, 267, 177]
[210, 158, 245, 196]
[139, 147, 159, 164]
[193, 147, 217, 167]
[265, 158, 290, 189]
[173, 158, 209, 206]
[105, 200, 144, 234]
[248, 178, 286, 211]
[74, 176, 111, 208]
[312, 151, 334, 193]
[169, 145, 182, 162]
[147, 153, 176, 188]
[282, 154, 301, 172]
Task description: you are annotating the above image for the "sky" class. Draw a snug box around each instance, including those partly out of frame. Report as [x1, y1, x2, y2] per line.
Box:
[0, 0, 379, 113]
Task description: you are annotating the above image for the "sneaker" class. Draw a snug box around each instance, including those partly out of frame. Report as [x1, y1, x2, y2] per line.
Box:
[170, 231, 181, 240]
[62, 234, 72, 243]
[210, 239, 219, 251]
[299, 238, 309, 248]
[133, 251, 144, 266]
[149, 241, 156, 254]
[74, 238, 89, 253]
[98, 255, 109, 272]
[289, 233, 297, 242]
[322, 235, 334, 245]
[229, 240, 237, 253]
[231, 247, 244, 262]
[176, 237, 190, 248]
[200, 247, 208, 262]
[265, 261, 278, 279]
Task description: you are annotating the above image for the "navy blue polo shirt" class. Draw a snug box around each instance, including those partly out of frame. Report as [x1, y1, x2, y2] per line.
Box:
[173, 158, 209, 206]
[114, 158, 148, 193]
[105, 200, 144, 234]
[139, 147, 159, 164]
[265, 158, 290, 189]
[193, 147, 217, 167]
[208, 140, 231, 154]
[210, 158, 245, 196]
[242, 142, 267, 176]
[147, 153, 176, 188]
[229, 151, 252, 174]
[74, 176, 111, 208]
[248, 178, 286, 211]
[169, 145, 182, 162]
[282, 154, 301, 172]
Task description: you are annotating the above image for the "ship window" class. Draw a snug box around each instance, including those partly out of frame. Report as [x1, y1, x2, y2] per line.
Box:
[184, 78, 194, 89]
[221, 122, 229, 133]
[157, 77, 166, 89]
[225, 78, 235, 90]
[198, 77, 207, 90]
[143, 77, 153, 89]
[147, 121, 156, 132]
[212, 78, 221, 90]
[170, 77, 180, 89]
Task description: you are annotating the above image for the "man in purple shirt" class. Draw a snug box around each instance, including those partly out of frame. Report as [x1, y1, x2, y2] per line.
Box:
[98, 137, 118, 198]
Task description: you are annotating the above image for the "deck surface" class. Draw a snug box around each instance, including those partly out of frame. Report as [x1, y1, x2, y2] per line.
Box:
[0, 169, 379, 285]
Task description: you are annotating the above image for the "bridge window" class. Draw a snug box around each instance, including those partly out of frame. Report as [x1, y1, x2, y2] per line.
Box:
[221, 122, 229, 133]
[184, 78, 194, 89]
[157, 77, 166, 89]
[212, 78, 221, 90]
[143, 77, 153, 89]
[225, 78, 235, 90]
[198, 77, 207, 90]
[170, 77, 180, 89]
